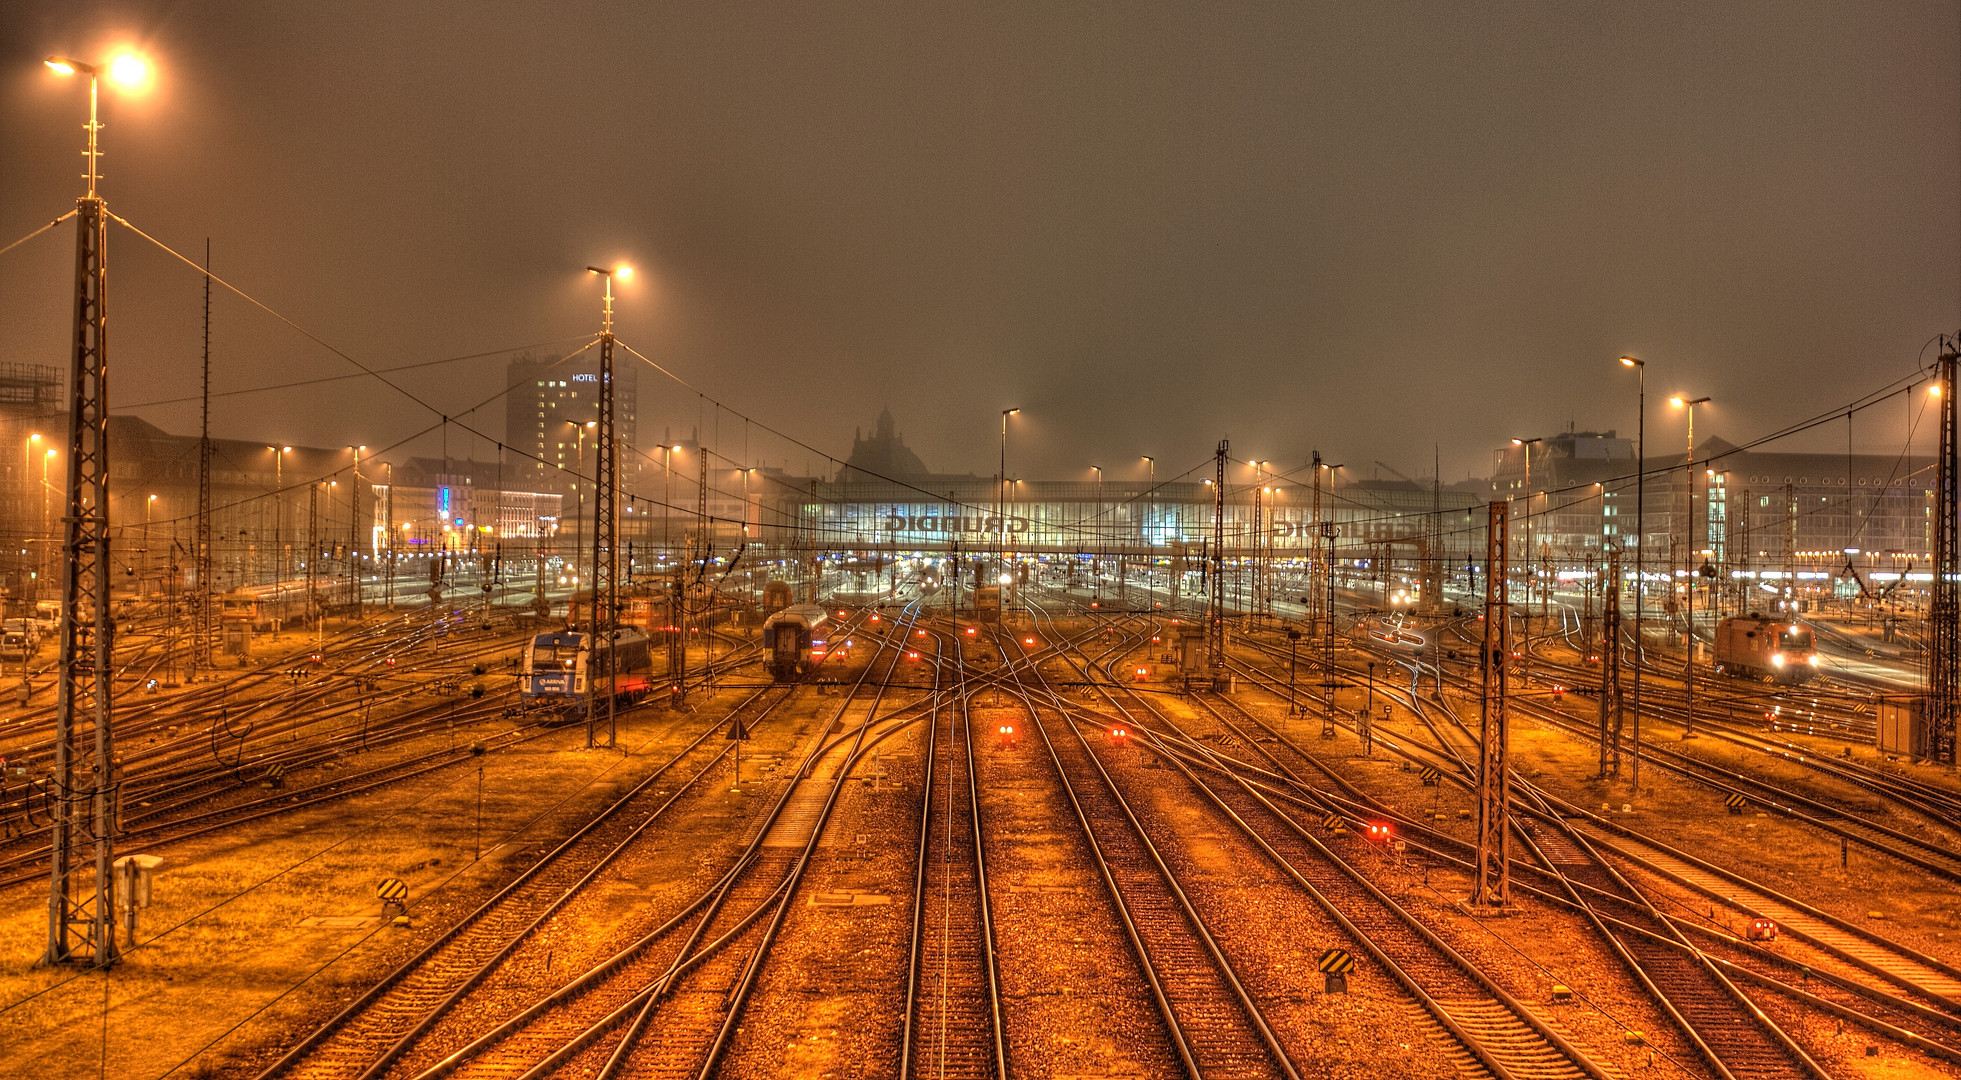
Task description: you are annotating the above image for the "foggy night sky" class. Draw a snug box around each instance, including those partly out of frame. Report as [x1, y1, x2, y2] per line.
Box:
[0, 1, 1956, 492]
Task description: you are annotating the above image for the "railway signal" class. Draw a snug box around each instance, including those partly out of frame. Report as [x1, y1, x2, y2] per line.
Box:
[1365, 823, 1392, 843]
[376, 877, 409, 917]
[1318, 947, 1355, 993]
[997, 724, 1015, 747]
[1746, 918, 1778, 942]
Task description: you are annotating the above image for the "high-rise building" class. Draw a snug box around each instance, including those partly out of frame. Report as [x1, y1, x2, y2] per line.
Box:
[505, 353, 639, 495]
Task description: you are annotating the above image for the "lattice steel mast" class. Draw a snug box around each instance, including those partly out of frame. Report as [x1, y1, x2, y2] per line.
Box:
[46, 59, 119, 966]
[585, 266, 624, 749]
[1930, 339, 1959, 765]
[193, 239, 213, 679]
[1473, 500, 1511, 908]
[1207, 440, 1228, 677]
[1598, 545, 1623, 779]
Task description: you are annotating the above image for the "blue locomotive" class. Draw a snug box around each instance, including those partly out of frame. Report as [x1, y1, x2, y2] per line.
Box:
[521, 626, 657, 704]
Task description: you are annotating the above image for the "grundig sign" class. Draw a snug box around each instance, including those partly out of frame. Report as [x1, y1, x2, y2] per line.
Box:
[846, 514, 1032, 536]
[827, 511, 1332, 540]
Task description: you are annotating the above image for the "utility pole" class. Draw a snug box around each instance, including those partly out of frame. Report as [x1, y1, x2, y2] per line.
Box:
[1929, 339, 1959, 764]
[384, 463, 396, 612]
[1675, 396, 1710, 740]
[1321, 519, 1338, 719]
[1473, 500, 1510, 909]
[1206, 440, 1228, 683]
[1599, 546, 1623, 778]
[1310, 451, 1326, 633]
[584, 266, 624, 749]
[194, 239, 213, 680]
[350, 446, 363, 618]
[306, 482, 320, 631]
[46, 57, 119, 967]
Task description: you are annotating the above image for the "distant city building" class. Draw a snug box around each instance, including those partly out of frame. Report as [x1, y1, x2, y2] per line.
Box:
[835, 407, 980, 485]
[504, 352, 639, 496]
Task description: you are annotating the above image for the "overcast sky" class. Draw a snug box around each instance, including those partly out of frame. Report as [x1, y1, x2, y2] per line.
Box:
[1, 1, 1955, 493]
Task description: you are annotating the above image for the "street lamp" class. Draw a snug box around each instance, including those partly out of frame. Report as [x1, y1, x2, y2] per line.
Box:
[43, 53, 150, 200]
[1671, 394, 1712, 738]
[1089, 465, 1103, 599]
[1511, 437, 1542, 679]
[144, 493, 157, 592]
[564, 419, 597, 578]
[1252, 460, 1272, 618]
[1141, 455, 1156, 605]
[1618, 355, 1646, 789]
[269, 446, 291, 583]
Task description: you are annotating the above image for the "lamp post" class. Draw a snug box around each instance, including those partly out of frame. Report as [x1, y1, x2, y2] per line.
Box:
[565, 419, 596, 583]
[1671, 394, 1711, 738]
[999, 409, 1019, 600]
[1089, 466, 1104, 601]
[348, 445, 366, 615]
[1619, 356, 1646, 789]
[1141, 455, 1155, 606]
[1251, 460, 1271, 619]
[1511, 438, 1541, 684]
[268, 446, 291, 584]
[144, 494, 157, 594]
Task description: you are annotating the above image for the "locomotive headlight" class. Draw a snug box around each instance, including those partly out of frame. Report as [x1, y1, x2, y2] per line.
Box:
[1808, 654, 1820, 666]
[1771, 653, 1786, 667]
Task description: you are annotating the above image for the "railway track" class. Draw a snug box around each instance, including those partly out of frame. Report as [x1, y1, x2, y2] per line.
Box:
[1178, 648, 1961, 1070]
[252, 685, 789, 1080]
[1013, 672, 1299, 1079]
[1029, 606, 1614, 1080]
[363, 602, 921, 1079]
[902, 627, 1006, 1080]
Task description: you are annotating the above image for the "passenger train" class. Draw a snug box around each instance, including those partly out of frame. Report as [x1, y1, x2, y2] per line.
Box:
[1713, 615, 1819, 684]
[520, 627, 657, 706]
[761, 603, 829, 682]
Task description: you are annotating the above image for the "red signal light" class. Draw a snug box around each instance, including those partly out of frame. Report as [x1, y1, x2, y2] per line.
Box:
[1024, 637, 1036, 646]
[965, 628, 977, 636]
[1111, 727, 1128, 739]
[1366, 824, 1392, 842]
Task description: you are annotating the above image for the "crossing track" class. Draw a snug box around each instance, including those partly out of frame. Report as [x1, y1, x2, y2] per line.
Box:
[370, 601, 927, 1080]
[1025, 603, 1616, 1080]
[1219, 633, 1961, 1075]
[251, 684, 795, 1080]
